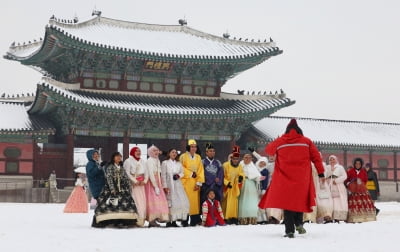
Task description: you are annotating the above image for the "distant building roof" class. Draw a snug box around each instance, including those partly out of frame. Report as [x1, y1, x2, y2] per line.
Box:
[0, 101, 55, 134]
[253, 116, 400, 149]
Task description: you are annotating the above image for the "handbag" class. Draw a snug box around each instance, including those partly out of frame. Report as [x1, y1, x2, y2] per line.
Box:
[318, 190, 330, 199]
[330, 185, 340, 198]
[106, 197, 119, 207]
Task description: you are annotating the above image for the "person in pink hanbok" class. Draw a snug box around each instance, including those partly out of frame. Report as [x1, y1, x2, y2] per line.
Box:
[123, 146, 147, 227]
[64, 173, 89, 213]
[325, 155, 348, 222]
[145, 145, 170, 227]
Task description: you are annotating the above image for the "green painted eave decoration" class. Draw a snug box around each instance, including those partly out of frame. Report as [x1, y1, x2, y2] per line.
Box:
[20, 28, 281, 67]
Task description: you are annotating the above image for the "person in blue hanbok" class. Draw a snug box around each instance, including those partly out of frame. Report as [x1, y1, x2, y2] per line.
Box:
[201, 142, 224, 206]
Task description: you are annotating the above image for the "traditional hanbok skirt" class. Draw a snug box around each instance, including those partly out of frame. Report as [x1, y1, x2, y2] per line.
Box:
[257, 189, 268, 223]
[316, 182, 333, 222]
[145, 176, 169, 222]
[131, 183, 146, 226]
[94, 182, 138, 225]
[64, 186, 88, 213]
[331, 183, 348, 221]
[347, 181, 376, 223]
[238, 179, 259, 224]
[167, 179, 190, 221]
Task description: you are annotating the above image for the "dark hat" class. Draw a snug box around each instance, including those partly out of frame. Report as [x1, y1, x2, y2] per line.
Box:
[232, 145, 240, 158]
[205, 142, 215, 151]
[285, 118, 303, 135]
[287, 119, 298, 128]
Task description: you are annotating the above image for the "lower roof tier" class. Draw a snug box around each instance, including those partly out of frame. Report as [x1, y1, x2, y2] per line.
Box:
[0, 101, 55, 135]
[29, 81, 294, 119]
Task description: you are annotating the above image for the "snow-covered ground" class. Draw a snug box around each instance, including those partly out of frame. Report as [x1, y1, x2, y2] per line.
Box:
[0, 202, 398, 252]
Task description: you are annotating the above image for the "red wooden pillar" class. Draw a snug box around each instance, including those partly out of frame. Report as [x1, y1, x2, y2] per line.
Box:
[343, 149, 348, 169]
[32, 139, 39, 182]
[65, 133, 75, 187]
[180, 137, 187, 154]
[369, 150, 373, 166]
[123, 135, 130, 160]
[230, 137, 236, 154]
[394, 151, 398, 192]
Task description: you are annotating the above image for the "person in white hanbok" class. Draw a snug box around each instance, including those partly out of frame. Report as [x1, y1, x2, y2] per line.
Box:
[325, 155, 348, 222]
[161, 148, 190, 227]
[249, 148, 269, 224]
[238, 153, 266, 225]
[263, 155, 283, 224]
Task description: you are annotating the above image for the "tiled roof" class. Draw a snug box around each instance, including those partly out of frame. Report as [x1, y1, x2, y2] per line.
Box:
[29, 82, 294, 117]
[253, 116, 400, 148]
[0, 101, 55, 133]
[5, 15, 280, 60]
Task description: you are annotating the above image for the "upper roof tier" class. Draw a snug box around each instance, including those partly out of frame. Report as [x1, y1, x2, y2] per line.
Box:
[5, 15, 280, 61]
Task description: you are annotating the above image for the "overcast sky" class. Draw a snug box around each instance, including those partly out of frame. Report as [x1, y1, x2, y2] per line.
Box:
[1, 0, 399, 123]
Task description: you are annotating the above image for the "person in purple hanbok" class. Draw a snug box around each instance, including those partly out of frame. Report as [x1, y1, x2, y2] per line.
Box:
[201, 143, 224, 206]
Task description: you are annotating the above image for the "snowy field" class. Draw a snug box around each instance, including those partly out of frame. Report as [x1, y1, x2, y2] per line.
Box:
[0, 202, 398, 252]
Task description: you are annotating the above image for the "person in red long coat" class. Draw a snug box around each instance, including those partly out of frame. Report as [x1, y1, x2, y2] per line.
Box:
[258, 119, 325, 238]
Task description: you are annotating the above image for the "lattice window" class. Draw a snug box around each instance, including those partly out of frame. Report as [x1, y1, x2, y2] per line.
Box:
[3, 147, 21, 174]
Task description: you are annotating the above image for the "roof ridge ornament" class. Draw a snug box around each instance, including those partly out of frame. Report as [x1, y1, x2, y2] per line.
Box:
[178, 18, 187, 26]
[92, 9, 102, 17]
[223, 31, 230, 39]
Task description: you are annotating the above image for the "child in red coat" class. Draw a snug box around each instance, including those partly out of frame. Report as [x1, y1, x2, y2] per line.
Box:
[202, 189, 226, 227]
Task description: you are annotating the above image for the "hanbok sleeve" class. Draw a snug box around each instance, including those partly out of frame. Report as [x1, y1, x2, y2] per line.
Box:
[146, 159, 158, 188]
[196, 156, 205, 185]
[201, 201, 208, 223]
[335, 165, 347, 183]
[105, 165, 116, 194]
[161, 161, 168, 189]
[123, 159, 137, 184]
[252, 151, 262, 160]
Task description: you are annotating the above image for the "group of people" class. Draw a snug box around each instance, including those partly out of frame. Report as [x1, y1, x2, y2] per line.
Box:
[80, 139, 277, 228]
[63, 118, 381, 237]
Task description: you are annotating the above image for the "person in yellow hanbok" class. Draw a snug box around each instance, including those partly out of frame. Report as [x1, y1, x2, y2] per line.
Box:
[179, 139, 205, 226]
[222, 145, 245, 225]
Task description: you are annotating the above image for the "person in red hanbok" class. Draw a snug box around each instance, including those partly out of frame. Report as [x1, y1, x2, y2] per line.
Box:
[258, 119, 325, 238]
[345, 158, 376, 223]
[202, 189, 226, 227]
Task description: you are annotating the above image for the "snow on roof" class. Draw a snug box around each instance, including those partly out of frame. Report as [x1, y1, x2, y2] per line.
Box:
[253, 116, 400, 148]
[45, 16, 277, 57]
[0, 101, 53, 132]
[5, 41, 42, 59]
[31, 82, 292, 116]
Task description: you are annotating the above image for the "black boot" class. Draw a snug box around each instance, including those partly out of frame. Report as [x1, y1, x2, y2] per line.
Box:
[91, 215, 106, 228]
[181, 216, 189, 227]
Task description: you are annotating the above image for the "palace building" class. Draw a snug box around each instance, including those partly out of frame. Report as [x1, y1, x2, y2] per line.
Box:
[1, 13, 293, 185]
[1, 12, 399, 191]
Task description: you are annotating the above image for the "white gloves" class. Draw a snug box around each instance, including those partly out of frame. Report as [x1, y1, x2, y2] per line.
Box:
[155, 187, 160, 195]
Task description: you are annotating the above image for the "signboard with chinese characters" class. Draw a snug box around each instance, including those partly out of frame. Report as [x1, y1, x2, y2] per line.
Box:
[144, 61, 171, 71]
